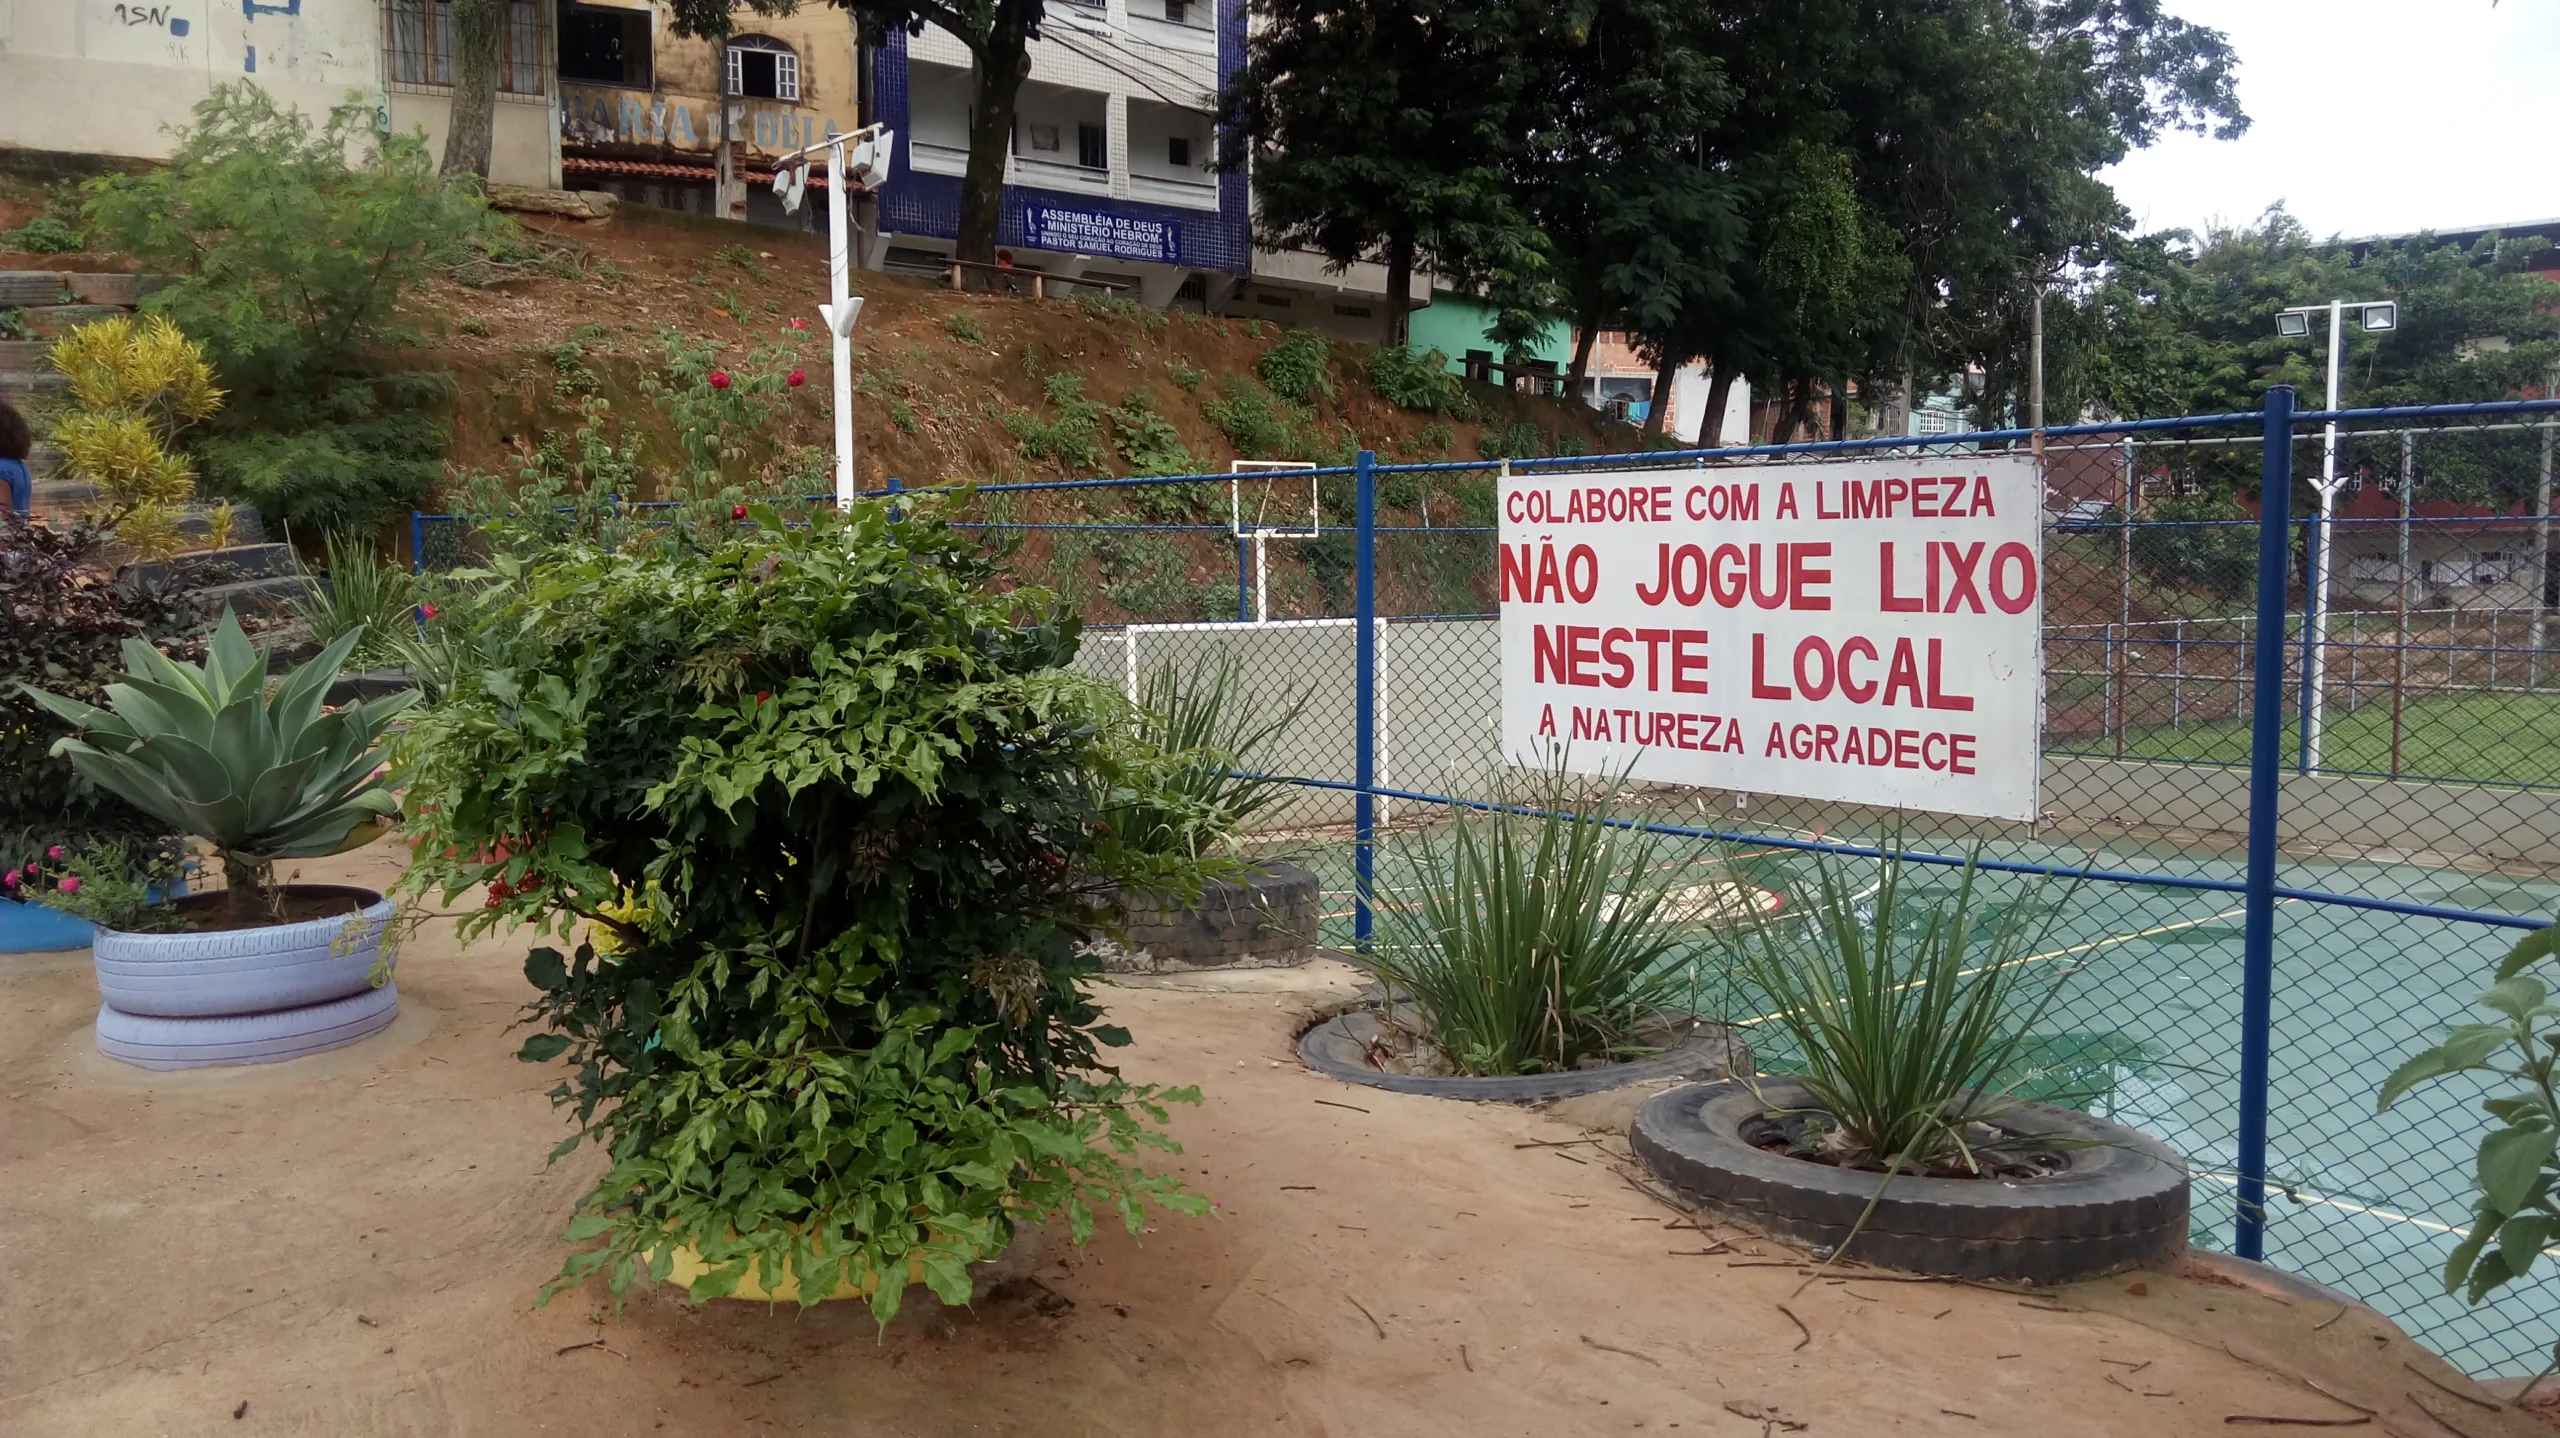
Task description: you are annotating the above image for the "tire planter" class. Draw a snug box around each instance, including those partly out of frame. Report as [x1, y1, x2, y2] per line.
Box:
[96, 981, 401, 1070]
[1300, 1009, 1750, 1103]
[90, 885, 400, 1071]
[1093, 861, 1321, 975]
[94, 886, 396, 1016]
[1631, 1077, 2189, 1284]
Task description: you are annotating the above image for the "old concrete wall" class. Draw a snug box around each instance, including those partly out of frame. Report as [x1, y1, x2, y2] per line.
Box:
[0, 0, 378, 163]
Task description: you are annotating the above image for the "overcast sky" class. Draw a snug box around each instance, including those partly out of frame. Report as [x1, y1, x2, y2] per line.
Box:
[2098, 0, 2560, 242]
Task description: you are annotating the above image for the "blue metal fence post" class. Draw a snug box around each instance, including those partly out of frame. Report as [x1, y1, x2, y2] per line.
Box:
[1354, 449, 1378, 951]
[1237, 534, 1251, 622]
[409, 509, 424, 576]
[2238, 384, 2296, 1261]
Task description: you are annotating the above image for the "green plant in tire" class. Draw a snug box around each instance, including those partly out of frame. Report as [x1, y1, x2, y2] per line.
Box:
[23, 610, 413, 922]
[2381, 917, 2560, 1396]
[1719, 846, 2079, 1175]
[1369, 769, 1691, 1076]
[1101, 655, 1299, 861]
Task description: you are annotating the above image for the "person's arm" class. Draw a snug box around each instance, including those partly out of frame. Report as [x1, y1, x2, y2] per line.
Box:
[2, 458, 30, 515]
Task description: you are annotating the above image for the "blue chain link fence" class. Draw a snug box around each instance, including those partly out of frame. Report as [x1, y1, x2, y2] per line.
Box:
[415, 390, 2560, 1376]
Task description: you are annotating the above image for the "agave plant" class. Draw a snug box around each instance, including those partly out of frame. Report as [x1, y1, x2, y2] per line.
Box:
[25, 610, 415, 921]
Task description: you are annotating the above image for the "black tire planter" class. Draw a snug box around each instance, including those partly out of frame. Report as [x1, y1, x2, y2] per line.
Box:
[1631, 1077, 2189, 1284]
[1299, 1009, 1750, 1104]
[1094, 861, 1321, 974]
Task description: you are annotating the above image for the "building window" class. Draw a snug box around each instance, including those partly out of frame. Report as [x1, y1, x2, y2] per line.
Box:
[386, 0, 547, 94]
[1333, 303, 1372, 319]
[1165, 0, 1188, 19]
[1166, 135, 1192, 168]
[1077, 123, 1107, 170]
[558, 3, 651, 88]
[1255, 292, 1293, 308]
[1029, 123, 1061, 153]
[726, 36, 800, 101]
[1914, 407, 1954, 437]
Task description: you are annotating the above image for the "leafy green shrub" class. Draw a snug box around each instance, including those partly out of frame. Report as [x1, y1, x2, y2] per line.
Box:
[1005, 371, 1110, 473]
[1370, 771, 1691, 1075]
[2128, 493, 2257, 600]
[1111, 393, 1193, 477]
[1477, 418, 1548, 461]
[2382, 920, 2560, 1325]
[1368, 346, 1474, 417]
[82, 83, 500, 534]
[1720, 848, 2078, 1175]
[637, 326, 820, 501]
[48, 313, 224, 557]
[944, 313, 985, 346]
[6, 214, 84, 254]
[889, 399, 919, 435]
[391, 498, 1211, 1318]
[1256, 330, 1336, 405]
[1167, 358, 1206, 393]
[0, 513, 201, 852]
[1201, 374, 1312, 459]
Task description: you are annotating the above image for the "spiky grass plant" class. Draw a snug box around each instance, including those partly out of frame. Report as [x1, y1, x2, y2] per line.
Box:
[1105, 654, 1299, 858]
[1722, 845, 2080, 1174]
[1370, 772, 1691, 1075]
[292, 530, 415, 670]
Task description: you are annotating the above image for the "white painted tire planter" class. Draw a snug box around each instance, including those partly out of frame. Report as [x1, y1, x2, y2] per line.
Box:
[93, 887, 397, 1017]
[90, 885, 400, 1070]
[96, 982, 400, 1070]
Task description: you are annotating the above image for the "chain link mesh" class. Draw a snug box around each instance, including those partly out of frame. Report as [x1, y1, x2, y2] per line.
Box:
[405, 400, 2560, 1376]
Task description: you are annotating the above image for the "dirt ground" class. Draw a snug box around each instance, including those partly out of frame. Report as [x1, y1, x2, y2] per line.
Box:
[1, 846, 2538, 1437]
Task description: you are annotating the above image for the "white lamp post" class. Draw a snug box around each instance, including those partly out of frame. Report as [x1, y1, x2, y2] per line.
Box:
[770, 123, 895, 509]
[2274, 298, 2398, 771]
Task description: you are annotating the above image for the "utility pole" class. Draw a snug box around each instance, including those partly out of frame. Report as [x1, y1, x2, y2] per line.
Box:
[2028, 284, 2045, 461]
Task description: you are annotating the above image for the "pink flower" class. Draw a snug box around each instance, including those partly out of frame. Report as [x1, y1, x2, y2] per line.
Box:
[709, 371, 733, 390]
[2, 870, 18, 889]
[420, 603, 440, 620]
[57, 876, 80, 895]
[46, 845, 64, 860]
[786, 369, 807, 389]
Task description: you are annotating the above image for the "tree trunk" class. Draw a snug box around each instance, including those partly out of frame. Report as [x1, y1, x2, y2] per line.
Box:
[1640, 347, 1678, 443]
[1381, 233, 1414, 348]
[957, 31, 1032, 272]
[1777, 377, 1813, 444]
[1563, 296, 1601, 398]
[1696, 364, 1735, 448]
[438, 0, 502, 179]
[854, 27, 878, 268]
[1829, 382, 1849, 442]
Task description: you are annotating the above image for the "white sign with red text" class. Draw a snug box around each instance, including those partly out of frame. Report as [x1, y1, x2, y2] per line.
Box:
[1498, 456, 2044, 821]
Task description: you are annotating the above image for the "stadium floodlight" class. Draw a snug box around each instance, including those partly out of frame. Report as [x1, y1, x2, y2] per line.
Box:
[2276, 310, 2312, 338]
[2362, 301, 2399, 332]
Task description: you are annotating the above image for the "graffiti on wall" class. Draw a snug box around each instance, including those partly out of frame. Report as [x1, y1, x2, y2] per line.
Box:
[561, 85, 841, 156]
[72, 0, 362, 81]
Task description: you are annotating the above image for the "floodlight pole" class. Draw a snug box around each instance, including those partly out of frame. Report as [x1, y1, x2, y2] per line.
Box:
[2294, 301, 2347, 772]
[825, 139, 858, 510]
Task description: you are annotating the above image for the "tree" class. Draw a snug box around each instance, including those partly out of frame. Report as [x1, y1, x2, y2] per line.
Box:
[1221, 0, 1550, 345]
[84, 85, 498, 534]
[667, 0, 1051, 269]
[2059, 208, 2560, 506]
[439, 0, 503, 179]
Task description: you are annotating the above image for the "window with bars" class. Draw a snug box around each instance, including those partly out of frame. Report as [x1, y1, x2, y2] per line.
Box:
[726, 37, 800, 101]
[385, 0, 547, 94]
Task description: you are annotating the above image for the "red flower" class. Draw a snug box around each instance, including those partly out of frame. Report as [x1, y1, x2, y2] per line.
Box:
[709, 370, 734, 390]
[419, 603, 439, 620]
[732, 504, 749, 520]
[755, 690, 771, 703]
[788, 318, 808, 331]
[786, 368, 807, 389]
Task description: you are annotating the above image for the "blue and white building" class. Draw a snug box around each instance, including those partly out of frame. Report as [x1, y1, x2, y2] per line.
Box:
[869, 0, 1247, 307]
